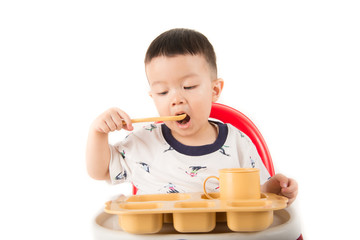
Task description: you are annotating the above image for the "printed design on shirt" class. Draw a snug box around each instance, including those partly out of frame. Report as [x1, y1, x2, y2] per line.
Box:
[162, 183, 179, 193]
[238, 130, 245, 138]
[163, 146, 174, 153]
[122, 133, 133, 144]
[115, 170, 127, 181]
[144, 124, 157, 132]
[219, 145, 230, 156]
[133, 183, 140, 191]
[250, 157, 256, 168]
[137, 162, 150, 173]
[238, 130, 251, 144]
[120, 150, 126, 159]
[185, 166, 207, 177]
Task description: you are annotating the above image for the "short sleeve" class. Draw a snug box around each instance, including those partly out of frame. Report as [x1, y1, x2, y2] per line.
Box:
[108, 143, 131, 184]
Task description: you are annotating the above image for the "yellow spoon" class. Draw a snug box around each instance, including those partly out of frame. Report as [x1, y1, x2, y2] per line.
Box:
[122, 114, 187, 124]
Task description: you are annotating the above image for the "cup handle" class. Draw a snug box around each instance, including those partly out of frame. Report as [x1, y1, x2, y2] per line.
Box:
[203, 176, 220, 199]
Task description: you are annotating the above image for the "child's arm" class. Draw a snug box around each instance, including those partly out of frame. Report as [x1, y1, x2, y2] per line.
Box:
[86, 108, 133, 180]
[261, 174, 298, 206]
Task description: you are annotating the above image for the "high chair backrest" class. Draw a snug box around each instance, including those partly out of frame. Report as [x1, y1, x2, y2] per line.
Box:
[210, 103, 275, 177]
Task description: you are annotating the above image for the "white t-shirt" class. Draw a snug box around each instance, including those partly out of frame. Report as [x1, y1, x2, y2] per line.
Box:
[109, 121, 270, 195]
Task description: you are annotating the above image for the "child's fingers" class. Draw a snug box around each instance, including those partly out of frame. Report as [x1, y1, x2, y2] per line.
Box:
[114, 109, 133, 131]
[273, 173, 289, 188]
[282, 189, 298, 201]
[265, 174, 298, 206]
[105, 108, 133, 131]
[110, 111, 124, 131]
[287, 178, 298, 192]
[105, 116, 118, 132]
[282, 189, 298, 206]
[281, 178, 298, 197]
[280, 178, 298, 206]
[98, 120, 111, 133]
[92, 107, 133, 133]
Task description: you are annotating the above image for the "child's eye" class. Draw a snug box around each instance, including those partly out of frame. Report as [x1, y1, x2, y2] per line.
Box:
[184, 85, 197, 90]
[158, 91, 168, 95]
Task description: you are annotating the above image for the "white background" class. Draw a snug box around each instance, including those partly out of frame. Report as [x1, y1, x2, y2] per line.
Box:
[1, 0, 359, 239]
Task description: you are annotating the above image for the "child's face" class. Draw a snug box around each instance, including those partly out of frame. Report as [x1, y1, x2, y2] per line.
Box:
[146, 54, 223, 139]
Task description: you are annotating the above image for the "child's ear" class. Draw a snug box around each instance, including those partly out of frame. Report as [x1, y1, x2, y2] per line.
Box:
[212, 78, 224, 102]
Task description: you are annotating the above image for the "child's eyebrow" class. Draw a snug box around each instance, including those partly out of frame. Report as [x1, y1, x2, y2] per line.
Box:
[150, 73, 198, 87]
[150, 81, 166, 87]
[180, 73, 198, 81]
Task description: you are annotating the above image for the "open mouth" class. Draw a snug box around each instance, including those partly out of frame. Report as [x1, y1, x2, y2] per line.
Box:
[177, 113, 191, 125]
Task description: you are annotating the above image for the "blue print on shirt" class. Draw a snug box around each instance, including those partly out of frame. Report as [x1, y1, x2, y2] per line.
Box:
[144, 124, 157, 132]
[163, 183, 179, 193]
[115, 170, 127, 180]
[164, 146, 174, 153]
[138, 162, 150, 173]
[219, 145, 230, 156]
[185, 166, 207, 177]
[250, 157, 256, 168]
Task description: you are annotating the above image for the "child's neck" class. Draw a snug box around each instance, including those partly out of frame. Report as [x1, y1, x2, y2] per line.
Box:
[171, 122, 219, 146]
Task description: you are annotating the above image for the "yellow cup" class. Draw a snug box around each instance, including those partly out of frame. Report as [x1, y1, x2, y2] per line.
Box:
[203, 168, 261, 200]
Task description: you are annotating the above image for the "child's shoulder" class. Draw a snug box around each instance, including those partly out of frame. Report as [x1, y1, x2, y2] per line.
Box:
[224, 123, 252, 143]
[226, 123, 244, 135]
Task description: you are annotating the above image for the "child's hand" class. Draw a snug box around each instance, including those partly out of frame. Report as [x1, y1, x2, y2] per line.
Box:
[91, 107, 134, 134]
[261, 174, 298, 206]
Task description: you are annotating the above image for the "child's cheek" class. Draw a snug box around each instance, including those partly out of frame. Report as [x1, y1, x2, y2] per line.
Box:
[154, 98, 168, 114]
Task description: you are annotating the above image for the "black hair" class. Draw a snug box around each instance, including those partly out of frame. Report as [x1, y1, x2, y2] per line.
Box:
[145, 28, 217, 77]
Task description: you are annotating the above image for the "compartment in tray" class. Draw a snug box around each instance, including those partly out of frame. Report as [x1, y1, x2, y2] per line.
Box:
[118, 213, 163, 234]
[126, 193, 191, 202]
[120, 202, 163, 210]
[200, 192, 267, 200]
[227, 200, 270, 208]
[227, 210, 273, 232]
[163, 212, 227, 224]
[173, 201, 216, 232]
[174, 201, 216, 208]
[173, 212, 216, 233]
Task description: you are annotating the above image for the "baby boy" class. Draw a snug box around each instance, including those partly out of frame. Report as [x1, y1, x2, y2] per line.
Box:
[86, 28, 298, 205]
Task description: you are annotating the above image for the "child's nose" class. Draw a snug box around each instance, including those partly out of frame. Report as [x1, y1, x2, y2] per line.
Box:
[171, 92, 185, 106]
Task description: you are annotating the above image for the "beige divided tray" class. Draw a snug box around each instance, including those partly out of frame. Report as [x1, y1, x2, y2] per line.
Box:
[104, 192, 288, 234]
